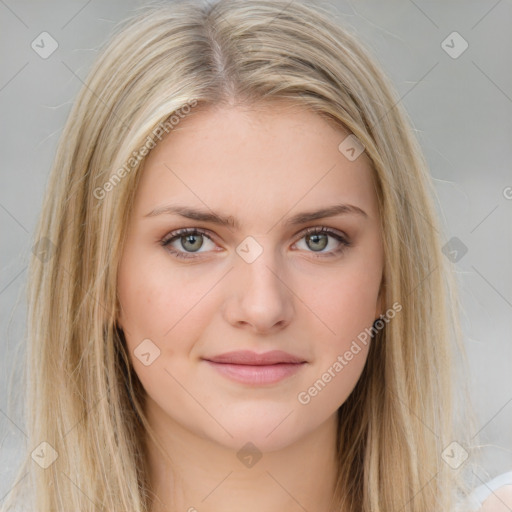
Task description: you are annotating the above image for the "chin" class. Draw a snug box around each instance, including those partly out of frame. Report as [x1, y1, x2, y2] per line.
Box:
[215, 428, 304, 455]
[202, 409, 312, 453]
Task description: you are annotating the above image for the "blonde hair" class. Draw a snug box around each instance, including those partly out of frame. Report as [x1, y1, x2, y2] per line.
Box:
[2, 0, 478, 510]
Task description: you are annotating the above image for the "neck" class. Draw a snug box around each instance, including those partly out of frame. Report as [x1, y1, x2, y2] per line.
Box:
[145, 402, 340, 512]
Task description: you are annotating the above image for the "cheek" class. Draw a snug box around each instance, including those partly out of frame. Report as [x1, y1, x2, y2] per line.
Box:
[297, 249, 381, 407]
[117, 256, 166, 342]
[117, 247, 217, 364]
[307, 257, 382, 346]
[116, 242, 161, 352]
[117, 255, 198, 399]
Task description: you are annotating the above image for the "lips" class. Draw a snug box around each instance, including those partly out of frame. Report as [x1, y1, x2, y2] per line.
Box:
[203, 350, 307, 385]
[204, 350, 306, 365]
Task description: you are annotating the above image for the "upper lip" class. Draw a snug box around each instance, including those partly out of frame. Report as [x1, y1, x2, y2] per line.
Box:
[204, 350, 306, 365]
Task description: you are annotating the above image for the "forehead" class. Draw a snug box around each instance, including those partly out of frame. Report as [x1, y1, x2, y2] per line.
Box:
[132, 102, 378, 223]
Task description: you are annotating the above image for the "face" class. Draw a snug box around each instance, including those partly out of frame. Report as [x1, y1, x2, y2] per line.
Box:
[117, 102, 384, 452]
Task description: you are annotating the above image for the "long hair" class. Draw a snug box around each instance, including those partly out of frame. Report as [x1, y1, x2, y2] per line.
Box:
[2, 0, 477, 510]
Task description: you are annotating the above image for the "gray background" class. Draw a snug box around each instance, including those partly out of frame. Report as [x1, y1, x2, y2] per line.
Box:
[1, 0, 511, 502]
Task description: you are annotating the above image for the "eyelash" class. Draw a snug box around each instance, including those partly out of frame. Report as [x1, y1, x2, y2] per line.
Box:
[160, 226, 351, 260]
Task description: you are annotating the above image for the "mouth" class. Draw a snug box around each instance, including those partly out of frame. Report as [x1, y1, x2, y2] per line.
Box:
[202, 350, 307, 386]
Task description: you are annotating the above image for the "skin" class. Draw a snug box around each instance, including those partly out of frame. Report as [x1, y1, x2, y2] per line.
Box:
[479, 486, 512, 512]
[117, 101, 384, 512]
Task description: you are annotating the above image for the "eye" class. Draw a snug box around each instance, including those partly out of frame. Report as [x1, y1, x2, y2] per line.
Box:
[160, 226, 351, 260]
[292, 226, 351, 258]
[160, 228, 218, 259]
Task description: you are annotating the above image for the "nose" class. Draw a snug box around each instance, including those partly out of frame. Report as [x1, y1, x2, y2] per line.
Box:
[221, 242, 295, 334]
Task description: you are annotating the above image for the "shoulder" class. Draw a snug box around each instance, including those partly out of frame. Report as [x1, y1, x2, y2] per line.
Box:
[472, 471, 512, 512]
[478, 485, 512, 512]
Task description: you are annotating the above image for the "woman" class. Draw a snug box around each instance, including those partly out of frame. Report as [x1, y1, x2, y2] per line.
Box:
[2, 0, 510, 510]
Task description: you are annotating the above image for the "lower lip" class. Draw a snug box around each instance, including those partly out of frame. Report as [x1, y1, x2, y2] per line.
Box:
[204, 361, 306, 385]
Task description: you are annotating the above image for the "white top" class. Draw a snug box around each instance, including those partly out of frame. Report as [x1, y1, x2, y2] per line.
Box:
[463, 471, 512, 511]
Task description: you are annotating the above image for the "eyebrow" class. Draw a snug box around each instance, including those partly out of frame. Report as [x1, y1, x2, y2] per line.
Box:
[144, 203, 367, 229]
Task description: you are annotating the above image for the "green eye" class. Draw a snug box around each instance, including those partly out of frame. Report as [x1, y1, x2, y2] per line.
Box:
[160, 226, 350, 260]
[161, 228, 215, 259]
[293, 227, 350, 258]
